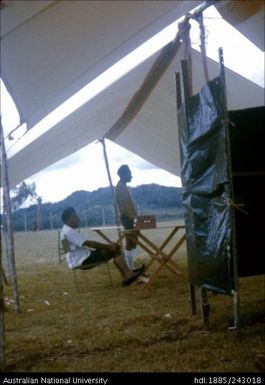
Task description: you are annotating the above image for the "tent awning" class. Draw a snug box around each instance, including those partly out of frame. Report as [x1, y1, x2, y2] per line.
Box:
[1, 0, 264, 189]
[216, 0, 264, 51]
[1, 0, 198, 129]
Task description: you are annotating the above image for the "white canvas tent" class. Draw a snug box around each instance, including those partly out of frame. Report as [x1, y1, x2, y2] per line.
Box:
[1, 0, 264, 189]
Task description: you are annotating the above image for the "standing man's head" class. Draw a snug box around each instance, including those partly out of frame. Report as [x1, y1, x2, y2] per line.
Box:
[117, 165, 132, 183]
[61, 207, 80, 229]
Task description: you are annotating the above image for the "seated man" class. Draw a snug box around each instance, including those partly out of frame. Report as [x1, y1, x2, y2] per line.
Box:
[60, 207, 144, 286]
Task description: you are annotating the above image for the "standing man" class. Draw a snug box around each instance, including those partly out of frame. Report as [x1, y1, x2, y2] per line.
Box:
[115, 165, 139, 271]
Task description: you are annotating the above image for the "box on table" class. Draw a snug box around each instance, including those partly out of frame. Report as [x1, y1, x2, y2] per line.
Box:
[135, 215, 156, 230]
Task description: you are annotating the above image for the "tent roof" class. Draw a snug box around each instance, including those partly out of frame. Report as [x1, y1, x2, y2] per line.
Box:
[216, 0, 264, 51]
[1, 0, 264, 189]
[1, 0, 197, 129]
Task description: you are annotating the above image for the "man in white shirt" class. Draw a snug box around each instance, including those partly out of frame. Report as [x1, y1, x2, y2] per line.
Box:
[61, 207, 144, 286]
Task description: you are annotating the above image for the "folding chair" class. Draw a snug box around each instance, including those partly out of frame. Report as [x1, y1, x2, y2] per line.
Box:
[58, 231, 66, 263]
[57, 231, 113, 291]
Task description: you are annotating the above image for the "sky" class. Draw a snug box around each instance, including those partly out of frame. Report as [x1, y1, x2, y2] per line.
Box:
[1, 73, 182, 203]
[1, 76, 182, 204]
[1, 4, 264, 205]
[26, 140, 182, 203]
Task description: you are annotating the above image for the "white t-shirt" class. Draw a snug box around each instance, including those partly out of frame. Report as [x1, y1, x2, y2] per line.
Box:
[60, 224, 92, 269]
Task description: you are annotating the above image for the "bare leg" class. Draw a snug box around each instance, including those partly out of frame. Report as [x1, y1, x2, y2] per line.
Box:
[110, 246, 145, 285]
[100, 249, 132, 279]
[124, 232, 138, 270]
[114, 254, 134, 279]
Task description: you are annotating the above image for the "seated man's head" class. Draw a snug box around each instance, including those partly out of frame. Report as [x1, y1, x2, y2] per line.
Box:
[61, 207, 80, 229]
[117, 164, 132, 183]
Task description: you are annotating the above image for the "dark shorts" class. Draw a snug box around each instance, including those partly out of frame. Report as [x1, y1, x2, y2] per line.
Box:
[81, 249, 113, 269]
[120, 215, 134, 230]
[120, 215, 138, 249]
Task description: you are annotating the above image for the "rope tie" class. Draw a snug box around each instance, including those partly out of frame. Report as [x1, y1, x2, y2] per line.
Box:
[229, 199, 248, 215]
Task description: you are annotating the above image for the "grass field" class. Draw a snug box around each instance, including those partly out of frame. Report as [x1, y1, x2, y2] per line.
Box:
[2, 223, 265, 373]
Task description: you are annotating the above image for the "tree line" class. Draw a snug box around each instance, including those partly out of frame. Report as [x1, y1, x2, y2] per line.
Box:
[1, 183, 184, 232]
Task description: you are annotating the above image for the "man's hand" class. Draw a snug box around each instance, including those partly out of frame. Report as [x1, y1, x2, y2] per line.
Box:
[106, 243, 121, 253]
[83, 240, 121, 254]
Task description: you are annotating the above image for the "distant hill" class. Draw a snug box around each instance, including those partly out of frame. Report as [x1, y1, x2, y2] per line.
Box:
[8, 184, 184, 231]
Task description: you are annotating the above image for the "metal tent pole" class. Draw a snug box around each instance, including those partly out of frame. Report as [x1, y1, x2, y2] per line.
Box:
[0, 212, 6, 370]
[0, 121, 20, 313]
[98, 137, 128, 284]
[219, 47, 239, 329]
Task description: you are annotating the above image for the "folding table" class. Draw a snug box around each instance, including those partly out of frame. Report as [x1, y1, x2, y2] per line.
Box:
[91, 224, 186, 290]
[121, 225, 186, 289]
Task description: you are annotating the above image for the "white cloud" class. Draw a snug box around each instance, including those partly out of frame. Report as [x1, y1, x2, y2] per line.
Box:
[26, 140, 181, 203]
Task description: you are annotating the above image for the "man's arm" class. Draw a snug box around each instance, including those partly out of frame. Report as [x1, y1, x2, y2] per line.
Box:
[116, 183, 137, 219]
[65, 227, 120, 252]
[82, 240, 120, 253]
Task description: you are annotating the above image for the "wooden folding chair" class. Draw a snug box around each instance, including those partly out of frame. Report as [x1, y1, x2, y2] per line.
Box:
[58, 231, 66, 264]
[57, 231, 113, 290]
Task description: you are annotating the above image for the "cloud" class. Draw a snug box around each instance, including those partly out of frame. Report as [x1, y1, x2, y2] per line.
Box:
[46, 152, 83, 171]
[25, 140, 181, 204]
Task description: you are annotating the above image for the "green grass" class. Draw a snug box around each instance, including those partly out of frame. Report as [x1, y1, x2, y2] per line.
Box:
[2, 224, 265, 372]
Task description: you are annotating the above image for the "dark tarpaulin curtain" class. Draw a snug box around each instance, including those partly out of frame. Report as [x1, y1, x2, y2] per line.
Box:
[229, 106, 265, 277]
[179, 77, 234, 294]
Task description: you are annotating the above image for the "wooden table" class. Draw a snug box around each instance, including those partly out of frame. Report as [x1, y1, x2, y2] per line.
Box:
[90, 226, 122, 244]
[91, 224, 186, 290]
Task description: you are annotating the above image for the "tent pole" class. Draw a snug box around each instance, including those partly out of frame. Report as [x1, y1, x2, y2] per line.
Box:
[219, 47, 239, 329]
[0, 121, 20, 313]
[98, 138, 127, 281]
[200, 287, 210, 326]
[195, 13, 209, 83]
[176, 71, 197, 315]
[98, 138, 120, 228]
[0, 210, 6, 370]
